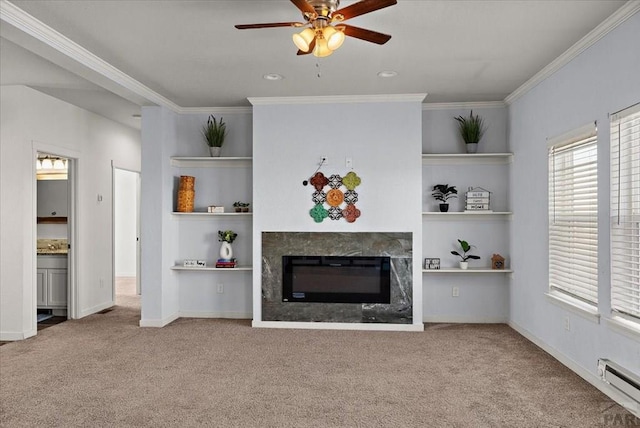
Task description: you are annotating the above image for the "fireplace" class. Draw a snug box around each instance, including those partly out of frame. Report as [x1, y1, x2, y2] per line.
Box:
[261, 232, 413, 324]
[282, 256, 391, 304]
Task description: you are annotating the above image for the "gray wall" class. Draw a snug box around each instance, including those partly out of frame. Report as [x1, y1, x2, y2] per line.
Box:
[508, 12, 640, 379]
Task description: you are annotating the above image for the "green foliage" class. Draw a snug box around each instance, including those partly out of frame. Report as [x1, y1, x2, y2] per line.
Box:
[218, 230, 237, 243]
[431, 184, 458, 202]
[203, 115, 227, 147]
[451, 239, 481, 262]
[233, 201, 250, 207]
[454, 110, 486, 144]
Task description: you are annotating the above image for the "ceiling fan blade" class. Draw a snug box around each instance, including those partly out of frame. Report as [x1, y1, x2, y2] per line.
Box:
[333, 0, 397, 22]
[290, 0, 316, 15]
[235, 22, 303, 30]
[342, 24, 391, 45]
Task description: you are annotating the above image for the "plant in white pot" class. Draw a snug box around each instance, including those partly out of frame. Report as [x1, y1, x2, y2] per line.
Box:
[454, 110, 486, 154]
[431, 184, 458, 212]
[218, 229, 237, 260]
[203, 114, 227, 157]
[451, 239, 480, 269]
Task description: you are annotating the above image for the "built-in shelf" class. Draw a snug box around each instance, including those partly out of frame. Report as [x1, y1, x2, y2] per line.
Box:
[170, 156, 252, 168]
[422, 211, 512, 218]
[171, 212, 252, 218]
[422, 268, 513, 274]
[37, 216, 68, 224]
[171, 266, 252, 271]
[422, 153, 513, 165]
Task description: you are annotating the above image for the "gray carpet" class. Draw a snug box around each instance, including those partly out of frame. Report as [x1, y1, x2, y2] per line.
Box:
[0, 280, 633, 427]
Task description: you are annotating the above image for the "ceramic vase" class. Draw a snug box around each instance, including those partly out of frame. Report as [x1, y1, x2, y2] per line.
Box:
[209, 146, 222, 157]
[220, 241, 233, 260]
[459, 261, 469, 270]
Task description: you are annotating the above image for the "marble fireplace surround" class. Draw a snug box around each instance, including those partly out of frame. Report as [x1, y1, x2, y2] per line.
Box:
[261, 232, 413, 327]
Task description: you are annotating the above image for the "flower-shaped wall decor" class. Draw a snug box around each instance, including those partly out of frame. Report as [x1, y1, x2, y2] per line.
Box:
[307, 170, 361, 223]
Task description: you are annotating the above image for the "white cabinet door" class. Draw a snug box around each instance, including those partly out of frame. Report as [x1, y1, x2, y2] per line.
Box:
[36, 269, 47, 307]
[37, 180, 68, 217]
[47, 269, 67, 308]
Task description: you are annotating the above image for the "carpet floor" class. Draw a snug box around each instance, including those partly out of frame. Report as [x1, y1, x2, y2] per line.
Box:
[0, 279, 634, 427]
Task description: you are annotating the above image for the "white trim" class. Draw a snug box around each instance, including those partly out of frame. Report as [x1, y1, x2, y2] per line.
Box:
[248, 94, 427, 106]
[546, 122, 597, 148]
[423, 316, 508, 323]
[510, 321, 640, 418]
[0, 0, 177, 110]
[606, 316, 640, 341]
[505, 1, 640, 105]
[422, 101, 505, 110]
[78, 301, 113, 318]
[178, 311, 252, 319]
[139, 312, 180, 328]
[178, 106, 253, 115]
[252, 320, 424, 332]
[545, 291, 601, 324]
[0, 328, 37, 341]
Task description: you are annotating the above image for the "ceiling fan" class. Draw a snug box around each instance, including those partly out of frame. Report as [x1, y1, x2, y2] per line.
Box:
[235, 0, 397, 57]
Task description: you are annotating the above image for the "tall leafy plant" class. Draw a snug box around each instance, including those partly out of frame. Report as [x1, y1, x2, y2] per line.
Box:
[451, 239, 481, 262]
[202, 115, 227, 148]
[454, 110, 486, 144]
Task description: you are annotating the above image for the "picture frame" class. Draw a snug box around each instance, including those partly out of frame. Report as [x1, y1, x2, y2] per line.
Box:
[424, 258, 441, 270]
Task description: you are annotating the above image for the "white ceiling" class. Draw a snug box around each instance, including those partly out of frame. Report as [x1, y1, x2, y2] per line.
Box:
[0, 0, 632, 129]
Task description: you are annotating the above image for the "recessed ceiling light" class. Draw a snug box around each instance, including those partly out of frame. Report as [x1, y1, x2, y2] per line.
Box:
[263, 73, 284, 81]
[377, 70, 398, 78]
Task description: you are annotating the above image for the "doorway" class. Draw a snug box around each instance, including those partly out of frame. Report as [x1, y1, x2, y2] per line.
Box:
[113, 167, 141, 306]
[35, 152, 74, 326]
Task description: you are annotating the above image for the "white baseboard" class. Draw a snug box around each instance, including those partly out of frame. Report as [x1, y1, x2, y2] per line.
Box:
[78, 301, 114, 318]
[252, 320, 424, 332]
[509, 321, 640, 418]
[0, 328, 37, 341]
[423, 315, 508, 324]
[139, 312, 180, 328]
[178, 311, 251, 319]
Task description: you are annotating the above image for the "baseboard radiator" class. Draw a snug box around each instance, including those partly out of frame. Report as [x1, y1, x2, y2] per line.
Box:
[598, 359, 640, 406]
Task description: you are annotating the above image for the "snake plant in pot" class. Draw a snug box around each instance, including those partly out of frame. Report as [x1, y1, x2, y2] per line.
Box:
[203, 114, 227, 157]
[454, 110, 486, 153]
[451, 239, 481, 269]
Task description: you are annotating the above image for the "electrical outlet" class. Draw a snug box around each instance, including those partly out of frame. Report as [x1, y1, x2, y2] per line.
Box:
[452, 287, 459, 297]
[564, 316, 570, 331]
[217, 283, 224, 294]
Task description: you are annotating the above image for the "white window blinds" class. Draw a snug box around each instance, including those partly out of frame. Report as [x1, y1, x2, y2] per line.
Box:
[548, 124, 598, 305]
[611, 103, 640, 320]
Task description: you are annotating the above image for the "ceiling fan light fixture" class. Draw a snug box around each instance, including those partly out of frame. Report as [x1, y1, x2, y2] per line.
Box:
[293, 28, 315, 52]
[323, 25, 345, 50]
[312, 37, 333, 57]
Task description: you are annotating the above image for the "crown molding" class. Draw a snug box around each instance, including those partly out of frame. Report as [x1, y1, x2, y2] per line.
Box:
[248, 93, 427, 106]
[505, 1, 640, 105]
[0, 0, 179, 111]
[422, 101, 505, 111]
[176, 106, 253, 115]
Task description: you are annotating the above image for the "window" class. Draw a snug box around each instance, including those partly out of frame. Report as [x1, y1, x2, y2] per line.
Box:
[611, 103, 640, 321]
[548, 124, 598, 305]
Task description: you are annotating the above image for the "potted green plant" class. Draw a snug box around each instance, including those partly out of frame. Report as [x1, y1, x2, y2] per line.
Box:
[218, 230, 237, 260]
[431, 184, 457, 212]
[451, 239, 480, 269]
[454, 110, 486, 153]
[233, 202, 250, 212]
[202, 114, 227, 157]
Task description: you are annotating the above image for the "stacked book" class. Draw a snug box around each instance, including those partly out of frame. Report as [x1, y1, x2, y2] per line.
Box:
[215, 258, 237, 268]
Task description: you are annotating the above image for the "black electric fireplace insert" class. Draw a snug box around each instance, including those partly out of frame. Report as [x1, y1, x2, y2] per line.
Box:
[282, 255, 391, 304]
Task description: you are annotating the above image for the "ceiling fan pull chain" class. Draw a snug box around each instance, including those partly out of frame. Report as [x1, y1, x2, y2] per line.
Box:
[316, 62, 322, 78]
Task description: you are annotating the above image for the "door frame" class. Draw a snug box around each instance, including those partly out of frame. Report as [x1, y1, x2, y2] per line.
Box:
[33, 143, 80, 322]
[112, 163, 141, 299]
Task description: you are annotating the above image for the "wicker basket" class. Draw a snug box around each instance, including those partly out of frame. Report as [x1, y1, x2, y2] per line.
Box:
[177, 176, 195, 212]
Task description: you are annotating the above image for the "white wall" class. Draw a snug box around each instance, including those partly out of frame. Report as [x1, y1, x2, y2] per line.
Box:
[250, 96, 425, 328]
[0, 85, 141, 340]
[508, 11, 640, 385]
[115, 169, 138, 277]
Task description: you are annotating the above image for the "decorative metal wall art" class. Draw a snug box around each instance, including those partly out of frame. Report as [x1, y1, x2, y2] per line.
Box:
[308, 171, 361, 223]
